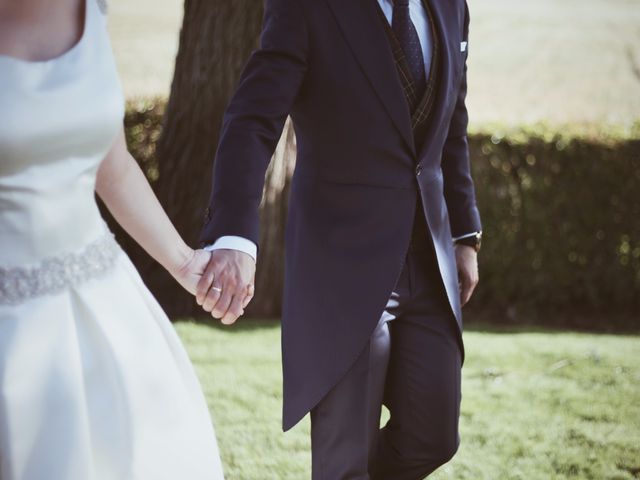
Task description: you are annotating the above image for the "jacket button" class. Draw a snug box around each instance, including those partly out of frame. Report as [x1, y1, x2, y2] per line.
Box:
[416, 165, 423, 176]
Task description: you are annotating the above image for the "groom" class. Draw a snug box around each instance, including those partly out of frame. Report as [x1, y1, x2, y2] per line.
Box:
[197, 0, 482, 478]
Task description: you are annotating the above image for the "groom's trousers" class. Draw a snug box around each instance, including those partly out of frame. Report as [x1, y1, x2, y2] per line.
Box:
[310, 215, 462, 480]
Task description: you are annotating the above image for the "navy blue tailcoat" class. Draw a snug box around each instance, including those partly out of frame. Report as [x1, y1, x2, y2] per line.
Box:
[201, 0, 482, 430]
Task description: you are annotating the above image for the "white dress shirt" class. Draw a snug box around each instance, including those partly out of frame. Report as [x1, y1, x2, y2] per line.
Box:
[207, 0, 476, 258]
[204, 235, 257, 260]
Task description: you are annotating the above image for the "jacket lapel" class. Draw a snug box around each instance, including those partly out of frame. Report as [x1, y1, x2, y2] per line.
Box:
[326, 0, 415, 155]
[417, 0, 461, 160]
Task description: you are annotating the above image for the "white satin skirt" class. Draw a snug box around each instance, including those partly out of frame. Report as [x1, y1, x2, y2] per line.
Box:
[0, 250, 224, 480]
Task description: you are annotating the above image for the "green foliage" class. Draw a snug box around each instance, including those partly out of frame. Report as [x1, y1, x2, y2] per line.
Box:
[124, 99, 164, 183]
[176, 320, 640, 480]
[468, 133, 640, 326]
[124, 103, 640, 327]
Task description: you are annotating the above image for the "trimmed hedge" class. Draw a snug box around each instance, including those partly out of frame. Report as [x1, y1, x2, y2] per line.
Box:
[469, 132, 639, 328]
[123, 102, 640, 329]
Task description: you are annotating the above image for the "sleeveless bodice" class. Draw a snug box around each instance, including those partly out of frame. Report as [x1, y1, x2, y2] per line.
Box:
[0, 5, 225, 478]
[0, 0, 124, 267]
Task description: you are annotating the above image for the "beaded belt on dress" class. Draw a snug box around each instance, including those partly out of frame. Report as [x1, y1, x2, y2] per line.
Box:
[0, 232, 121, 305]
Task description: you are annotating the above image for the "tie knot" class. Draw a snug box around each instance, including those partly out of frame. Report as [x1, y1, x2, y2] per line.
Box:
[394, 0, 410, 7]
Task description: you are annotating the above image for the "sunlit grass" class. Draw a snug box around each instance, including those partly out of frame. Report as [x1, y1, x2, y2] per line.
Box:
[176, 320, 640, 480]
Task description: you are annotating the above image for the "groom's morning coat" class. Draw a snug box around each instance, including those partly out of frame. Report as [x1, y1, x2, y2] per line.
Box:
[201, 0, 481, 431]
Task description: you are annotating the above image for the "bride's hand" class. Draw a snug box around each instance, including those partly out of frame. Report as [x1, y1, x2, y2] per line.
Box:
[172, 248, 212, 296]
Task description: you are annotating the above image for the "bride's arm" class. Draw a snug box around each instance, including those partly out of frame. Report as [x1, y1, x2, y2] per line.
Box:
[95, 127, 209, 295]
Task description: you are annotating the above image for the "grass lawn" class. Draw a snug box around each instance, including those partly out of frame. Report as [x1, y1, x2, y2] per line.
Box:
[176, 320, 640, 480]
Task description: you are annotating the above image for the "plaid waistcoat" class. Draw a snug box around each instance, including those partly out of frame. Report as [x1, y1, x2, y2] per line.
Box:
[376, 0, 442, 152]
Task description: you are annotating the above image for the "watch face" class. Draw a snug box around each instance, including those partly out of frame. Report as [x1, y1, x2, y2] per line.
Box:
[456, 233, 482, 252]
[474, 233, 482, 252]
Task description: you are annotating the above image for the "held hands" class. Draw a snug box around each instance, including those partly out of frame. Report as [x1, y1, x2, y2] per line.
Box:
[195, 249, 256, 325]
[455, 244, 479, 307]
[172, 248, 215, 296]
[171, 248, 256, 324]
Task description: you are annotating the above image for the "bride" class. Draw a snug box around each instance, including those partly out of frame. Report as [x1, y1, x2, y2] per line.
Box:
[0, 0, 237, 478]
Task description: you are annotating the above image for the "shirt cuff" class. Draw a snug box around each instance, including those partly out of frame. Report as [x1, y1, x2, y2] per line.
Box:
[452, 231, 481, 242]
[204, 236, 257, 261]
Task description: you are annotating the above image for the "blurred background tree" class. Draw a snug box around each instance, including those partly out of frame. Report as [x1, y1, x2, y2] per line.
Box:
[106, 0, 640, 328]
[132, 0, 295, 317]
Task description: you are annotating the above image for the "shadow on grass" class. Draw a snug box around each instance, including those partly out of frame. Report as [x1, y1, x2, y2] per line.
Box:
[176, 316, 640, 337]
[175, 317, 281, 333]
[463, 322, 639, 336]
[463, 311, 640, 336]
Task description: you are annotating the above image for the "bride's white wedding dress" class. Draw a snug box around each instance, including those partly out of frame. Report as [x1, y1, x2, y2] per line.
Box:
[0, 1, 224, 479]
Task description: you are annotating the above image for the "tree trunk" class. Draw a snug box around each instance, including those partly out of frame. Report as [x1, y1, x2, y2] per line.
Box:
[151, 0, 295, 318]
[249, 118, 297, 317]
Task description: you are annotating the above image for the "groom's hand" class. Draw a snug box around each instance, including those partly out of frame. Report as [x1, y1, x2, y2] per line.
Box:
[455, 244, 479, 307]
[196, 250, 256, 325]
